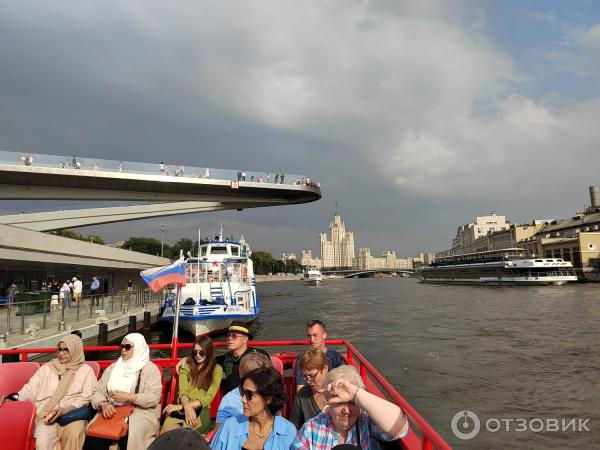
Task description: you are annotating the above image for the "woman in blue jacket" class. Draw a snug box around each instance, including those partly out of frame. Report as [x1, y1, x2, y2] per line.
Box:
[211, 367, 296, 450]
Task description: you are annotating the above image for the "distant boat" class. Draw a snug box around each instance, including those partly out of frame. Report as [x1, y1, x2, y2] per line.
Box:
[160, 231, 259, 336]
[303, 266, 323, 286]
[418, 248, 578, 285]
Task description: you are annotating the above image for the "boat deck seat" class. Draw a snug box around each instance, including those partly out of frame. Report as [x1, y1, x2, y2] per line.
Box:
[0, 400, 36, 450]
[0, 362, 40, 396]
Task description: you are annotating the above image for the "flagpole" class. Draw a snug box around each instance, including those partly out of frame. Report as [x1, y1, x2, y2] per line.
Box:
[171, 284, 181, 358]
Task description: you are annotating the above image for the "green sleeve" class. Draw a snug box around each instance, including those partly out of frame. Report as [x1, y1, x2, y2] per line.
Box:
[197, 364, 223, 407]
[178, 363, 192, 399]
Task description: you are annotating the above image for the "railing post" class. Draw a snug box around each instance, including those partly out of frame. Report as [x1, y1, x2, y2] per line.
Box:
[42, 298, 48, 330]
[20, 311, 25, 335]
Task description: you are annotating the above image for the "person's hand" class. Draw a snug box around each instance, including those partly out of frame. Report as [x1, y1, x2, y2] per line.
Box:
[175, 357, 188, 373]
[163, 404, 182, 415]
[184, 404, 198, 427]
[111, 391, 131, 404]
[45, 407, 64, 424]
[320, 379, 359, 404]
[100, 402, 116, 419]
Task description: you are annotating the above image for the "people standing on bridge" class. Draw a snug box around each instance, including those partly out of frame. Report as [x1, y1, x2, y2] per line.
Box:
[294, 320, 345, 392]
[118, 161, 123, 173]
[160, 162, 165, 175]
[127, 280, 134, 292]
[90, 276, 101, 306]
[204, 167, 211, 178]
[72, 277, 82, 307]
[274, 173, 279, 183]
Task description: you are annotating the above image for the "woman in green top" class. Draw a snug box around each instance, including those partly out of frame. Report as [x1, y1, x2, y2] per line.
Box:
[161, 335, 223, 433]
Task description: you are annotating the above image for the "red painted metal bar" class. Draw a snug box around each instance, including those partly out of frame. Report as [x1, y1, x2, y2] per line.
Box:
[343, 340, 451, 450]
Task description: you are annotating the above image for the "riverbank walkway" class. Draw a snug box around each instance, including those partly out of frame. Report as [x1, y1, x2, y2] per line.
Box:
[0, 290, 163, 353]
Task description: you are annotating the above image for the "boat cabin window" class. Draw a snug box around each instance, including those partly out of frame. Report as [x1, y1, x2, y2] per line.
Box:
[231, 247, 240, 256]
[209, 246, 228, 254]
[535, 259, 543, 262]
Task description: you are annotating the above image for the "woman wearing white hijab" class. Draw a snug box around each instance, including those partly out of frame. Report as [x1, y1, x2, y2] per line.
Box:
[84, 333, 162, 450]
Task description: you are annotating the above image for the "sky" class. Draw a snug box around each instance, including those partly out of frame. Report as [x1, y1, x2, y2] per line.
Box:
[1, 0, 600, 258]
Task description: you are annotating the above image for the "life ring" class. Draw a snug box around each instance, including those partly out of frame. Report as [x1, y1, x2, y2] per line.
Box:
[243, 266, 248, 281]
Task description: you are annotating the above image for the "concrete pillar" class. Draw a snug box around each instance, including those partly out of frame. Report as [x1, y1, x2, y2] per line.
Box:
[98, 323, 108, 346]
[128, 315, 137, 334]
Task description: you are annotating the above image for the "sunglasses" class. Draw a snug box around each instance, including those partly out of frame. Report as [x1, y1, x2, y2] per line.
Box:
[56, 347, 70, 353]
[120, 344, 133, 351]
[239, 387, 258, 401]
[226, 332, 245, 340]
[191, 349, 207, 357]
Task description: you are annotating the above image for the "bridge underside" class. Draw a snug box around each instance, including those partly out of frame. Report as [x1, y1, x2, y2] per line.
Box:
[0, 164, 321, 230]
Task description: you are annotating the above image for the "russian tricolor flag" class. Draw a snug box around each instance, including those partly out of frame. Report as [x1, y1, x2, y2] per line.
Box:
[140, 257, 187, 293]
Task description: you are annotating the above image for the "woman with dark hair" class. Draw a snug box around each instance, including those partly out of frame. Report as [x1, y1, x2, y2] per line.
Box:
[211, 367, 296, 450]
[161, 336, 222, 434]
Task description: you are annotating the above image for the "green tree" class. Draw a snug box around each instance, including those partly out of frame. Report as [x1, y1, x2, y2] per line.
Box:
[171, 238, 194, 258]
[251, 251, 277, 275]
[122, 237, 163, 256]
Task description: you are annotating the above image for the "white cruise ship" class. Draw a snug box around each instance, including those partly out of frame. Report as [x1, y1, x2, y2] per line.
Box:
[418, 249, 578, 286]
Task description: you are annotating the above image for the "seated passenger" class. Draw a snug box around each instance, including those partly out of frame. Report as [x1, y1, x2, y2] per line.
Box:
[161, 336, 222, 434]
[0, 334, 95, 450]
[294, 320, 344, 392]
[290, 348, 329, 429]
[215, 352, 272, 429]
[211, 367, 296, 450]
[84, 333, 162, 450]
[292, 365, 409, 450]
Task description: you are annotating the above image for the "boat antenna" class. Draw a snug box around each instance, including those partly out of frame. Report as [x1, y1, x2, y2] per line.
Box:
[219, 221, 223, 242]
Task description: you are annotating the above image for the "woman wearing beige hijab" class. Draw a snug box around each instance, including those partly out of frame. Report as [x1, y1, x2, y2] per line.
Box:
[4, 334, 96, 450]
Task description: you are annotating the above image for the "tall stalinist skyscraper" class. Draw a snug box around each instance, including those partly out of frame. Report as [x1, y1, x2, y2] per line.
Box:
[320, 213, 355, 269]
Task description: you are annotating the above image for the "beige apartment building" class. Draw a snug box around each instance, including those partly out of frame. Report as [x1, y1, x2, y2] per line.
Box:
[300, 250, 322, 269]
[352, 248, 413, 271]
[319, 213, 355, 269]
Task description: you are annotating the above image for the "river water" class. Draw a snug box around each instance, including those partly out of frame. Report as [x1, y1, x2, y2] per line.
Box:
[241, 278, 600, 449]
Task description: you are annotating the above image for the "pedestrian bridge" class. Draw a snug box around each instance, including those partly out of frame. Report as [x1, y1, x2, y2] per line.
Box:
[0, 150, 321, 230]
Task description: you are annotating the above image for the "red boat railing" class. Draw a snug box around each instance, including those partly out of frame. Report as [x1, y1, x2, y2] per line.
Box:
[0, 339, 451, 450]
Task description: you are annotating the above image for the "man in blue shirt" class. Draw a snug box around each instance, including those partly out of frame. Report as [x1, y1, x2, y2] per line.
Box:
[90, 276, 100, 306]
[294, 320, 345, 391]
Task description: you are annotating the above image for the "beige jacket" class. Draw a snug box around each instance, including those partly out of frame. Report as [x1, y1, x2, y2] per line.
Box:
[89, 361, 162, 450]
[18, 364, 96, 414]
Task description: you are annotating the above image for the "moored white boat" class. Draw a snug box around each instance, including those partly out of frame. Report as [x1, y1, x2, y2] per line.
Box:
[303, 266, 323, 286]
[160, 232, 259, 336]
[419, 248, 579, 285]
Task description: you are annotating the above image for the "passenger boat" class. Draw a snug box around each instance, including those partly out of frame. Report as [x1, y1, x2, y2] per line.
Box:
[419, 248, 578, 285]
[0, 338, 452, 450]
[160, 231, 259, 336]
[303, 266, 323, 286]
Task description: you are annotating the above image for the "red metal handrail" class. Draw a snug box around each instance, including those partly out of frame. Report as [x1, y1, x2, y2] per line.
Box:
[0, 339, 451, 449]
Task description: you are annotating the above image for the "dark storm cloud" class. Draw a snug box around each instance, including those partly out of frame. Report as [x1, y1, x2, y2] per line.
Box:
[1, 1, 599, 257]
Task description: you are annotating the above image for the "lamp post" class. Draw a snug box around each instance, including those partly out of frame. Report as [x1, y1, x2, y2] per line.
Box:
[160, 225, 166, 257]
